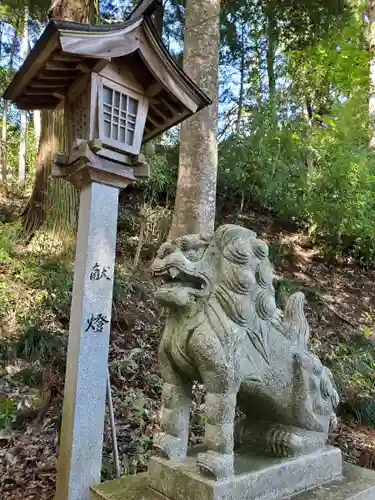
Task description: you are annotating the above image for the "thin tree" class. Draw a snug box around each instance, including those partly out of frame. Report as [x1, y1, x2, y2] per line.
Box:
[236, 22, 246, 134]
[265, 2, 278, 126]
[168, 0, 220, 239]
[19, 3, 29, 188]
[1, 24, 18, 184]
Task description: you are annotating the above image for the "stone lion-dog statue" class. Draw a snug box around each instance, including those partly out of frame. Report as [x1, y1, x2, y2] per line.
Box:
[150, 224, 339, 480]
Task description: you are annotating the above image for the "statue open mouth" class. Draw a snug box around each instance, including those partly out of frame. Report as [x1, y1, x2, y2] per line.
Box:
[153, 265, 209, 297]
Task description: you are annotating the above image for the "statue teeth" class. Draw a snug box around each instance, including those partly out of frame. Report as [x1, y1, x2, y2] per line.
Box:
[169, 267, 180, 279]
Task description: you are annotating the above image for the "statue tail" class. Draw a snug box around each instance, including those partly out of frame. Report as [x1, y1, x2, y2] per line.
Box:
[282, 292, 309, 351]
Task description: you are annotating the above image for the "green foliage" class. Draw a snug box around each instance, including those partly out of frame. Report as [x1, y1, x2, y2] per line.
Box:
[1, 0, 49, 24]
[274, 278, 299, 308]
[13, 362, 43, 387]
[306, 95, 375, 263]
[0, 396, 17, 429]
[268, 241, 296, 268]
[144, 372, 163, 396]
[3, 120, 39, 192]
[112, 265, 133, 303]
[142, 138, 179, 205]
[327, 334, 375, 426]
[16, 326, 64, 362]
[304, 286, 324, 305]
[218, 22, 375, 265]
[218, 116, 309, 218]
[117, 394, 154, 472]
[0, 221, 71, 367]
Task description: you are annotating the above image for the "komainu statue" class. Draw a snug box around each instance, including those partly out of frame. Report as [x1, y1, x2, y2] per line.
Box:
[150, 225, 339, 480]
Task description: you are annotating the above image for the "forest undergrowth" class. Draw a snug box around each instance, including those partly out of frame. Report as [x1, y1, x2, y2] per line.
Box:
[1, 192, 375, 499]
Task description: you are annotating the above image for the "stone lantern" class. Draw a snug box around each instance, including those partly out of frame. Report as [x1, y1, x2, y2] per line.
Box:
[3, 2, 211, 500]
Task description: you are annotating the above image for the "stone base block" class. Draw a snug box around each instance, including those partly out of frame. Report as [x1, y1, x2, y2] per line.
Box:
[90, 464, 375, 500]
[292, 463, 375, 499]
[148, 447, 343, 500]
[90, 473, 161, 500]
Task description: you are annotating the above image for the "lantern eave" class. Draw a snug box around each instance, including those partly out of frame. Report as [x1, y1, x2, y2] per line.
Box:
[3, 14, 211, 142]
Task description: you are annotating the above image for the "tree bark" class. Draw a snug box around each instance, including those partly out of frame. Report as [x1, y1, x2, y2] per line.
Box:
[303, 95, 314, 175]
[22, 0, 94, 239]
[19, 3, 29, 189]
[1, 27, 18, 184]
[236, 22, 245, 134]
[251, 31, 262, 106]
[169, 0, 220, 239]
[266, 5, 277, 126]
[33, 110, 41, 149]
[369, 0, 375, 147]
[0, 22, 3, 62]
[48, 0, 94, 22]
[23, 110, 58, 238]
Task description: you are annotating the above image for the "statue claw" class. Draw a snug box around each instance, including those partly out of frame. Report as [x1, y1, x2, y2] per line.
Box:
[196, 451, 234, 480]
[153, 433, 187, 460]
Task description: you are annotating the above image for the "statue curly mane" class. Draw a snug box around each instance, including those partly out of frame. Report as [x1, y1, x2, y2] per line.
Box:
[209, 225, 279, 338]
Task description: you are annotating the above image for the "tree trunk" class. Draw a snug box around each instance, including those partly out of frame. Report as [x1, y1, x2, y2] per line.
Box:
[19, 3, 29, 189]
[23, 111, 58, 238]
[49, 0, 94, 22]
[253, 29, 263, 106]
[369, 0, 375, 147]
[303, 95, 314, 175]
[22, 0, 94, 239]
[168, 0, 220, 240]
[236, 23, 245, 134]
[1, 27, 18, 184]
[0, 22, 3, 61]
[33, 110, 41, 149]
[266, 5, 277, 126]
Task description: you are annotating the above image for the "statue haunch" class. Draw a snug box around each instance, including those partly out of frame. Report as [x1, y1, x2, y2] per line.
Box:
[150, 225, 339, 480]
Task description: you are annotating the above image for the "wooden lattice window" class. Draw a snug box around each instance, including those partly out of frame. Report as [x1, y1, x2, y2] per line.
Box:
[103, 86, 138, 146]
[98, 77, 147, 155]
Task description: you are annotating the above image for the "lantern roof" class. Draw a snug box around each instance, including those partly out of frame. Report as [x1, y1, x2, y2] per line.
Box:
[3, 3, 211, 142]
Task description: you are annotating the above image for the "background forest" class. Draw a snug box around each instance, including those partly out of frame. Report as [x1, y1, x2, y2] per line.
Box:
[1, 0, 375, 499]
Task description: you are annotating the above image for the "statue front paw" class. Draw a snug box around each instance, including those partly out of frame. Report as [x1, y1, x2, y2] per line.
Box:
[196, 451, 234, 480]
[153, 433, 187, 460]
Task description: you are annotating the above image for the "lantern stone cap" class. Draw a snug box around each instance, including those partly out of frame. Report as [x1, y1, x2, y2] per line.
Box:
[3, 5, 211, 142]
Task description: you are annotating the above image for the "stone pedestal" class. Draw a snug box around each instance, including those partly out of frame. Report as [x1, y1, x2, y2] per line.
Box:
[148, 447, 343, 500]
[90, 449, 375, 500]
[56, 182, 119, 500]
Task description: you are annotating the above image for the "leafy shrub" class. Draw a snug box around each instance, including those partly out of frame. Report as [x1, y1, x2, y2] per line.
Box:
[327, 334, 375, 426]
[218, 116, 308, 220]
[17, 326, 64, 362]
[13, 362, 44, 387]
[274, 278, 299, 308]
[0, 397, 17, 429]
[306, 95, 375, 264]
